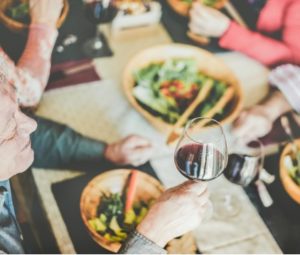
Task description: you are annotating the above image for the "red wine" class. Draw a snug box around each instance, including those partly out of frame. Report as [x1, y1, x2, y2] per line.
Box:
[224, 153, 260, 186]
[85, 1, 118, 24]
[175, 143, 225, 180]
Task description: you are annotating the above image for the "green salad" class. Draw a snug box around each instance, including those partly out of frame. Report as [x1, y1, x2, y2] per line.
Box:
[88, 193, 152, 243]
[133, 58, 227, 124]
[181, 0, 221, 7]
[285, 153, 300, 186]
[6, 1, 29, 21]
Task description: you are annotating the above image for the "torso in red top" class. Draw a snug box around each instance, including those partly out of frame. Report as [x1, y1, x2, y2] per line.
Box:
[220, 0, 300, 67]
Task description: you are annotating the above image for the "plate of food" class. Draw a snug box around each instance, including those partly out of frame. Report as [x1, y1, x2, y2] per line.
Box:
[112, 0, 161, 30]
[80, 169, 164, 252]
[0, 0, 69, 33]
[123, 44, 243, 140]
[166, 0, 228, 17]
[280, 140, 300, 204]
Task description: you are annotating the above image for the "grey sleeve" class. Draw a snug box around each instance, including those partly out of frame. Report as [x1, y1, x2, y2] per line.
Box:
[29, 114, 107, 169]
[119, 231, 167, 254]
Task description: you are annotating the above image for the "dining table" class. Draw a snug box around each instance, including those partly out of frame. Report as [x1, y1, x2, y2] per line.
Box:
[4, 0, 299, 253]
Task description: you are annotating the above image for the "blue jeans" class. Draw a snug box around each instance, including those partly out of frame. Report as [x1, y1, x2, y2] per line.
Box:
[0, 180, 24, 254]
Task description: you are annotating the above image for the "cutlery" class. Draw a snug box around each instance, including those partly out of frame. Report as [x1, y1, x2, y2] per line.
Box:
[49, 62, 94, 83]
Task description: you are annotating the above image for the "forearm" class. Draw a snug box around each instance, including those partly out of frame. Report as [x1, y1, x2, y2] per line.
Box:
[16, 24, 58, 106]
[29, 114, 107, 169]
[219, 22, 293, 66]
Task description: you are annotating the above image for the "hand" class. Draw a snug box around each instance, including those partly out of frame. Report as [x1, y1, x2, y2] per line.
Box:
[30, 0, 64, 27]
[233, 105, 273, 144]
[137, 180, 210, 247]
[189, 3, 230, 38]
[104, 135, 154, 166]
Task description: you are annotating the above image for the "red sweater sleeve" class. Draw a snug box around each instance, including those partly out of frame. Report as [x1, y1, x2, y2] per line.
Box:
[219, 0, 300, 67]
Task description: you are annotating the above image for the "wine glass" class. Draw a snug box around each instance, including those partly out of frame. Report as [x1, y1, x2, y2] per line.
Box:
[212, 139, 266, 219]
[174, 117, 228, 181]
[82, 0, 118, 58]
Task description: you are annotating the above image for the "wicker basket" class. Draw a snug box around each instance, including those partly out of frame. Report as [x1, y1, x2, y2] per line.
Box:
[166, 0, 228, 17]
[122, 43, 243, 136]
[0, 0, 69, 33]
[280, 140, 300, 204]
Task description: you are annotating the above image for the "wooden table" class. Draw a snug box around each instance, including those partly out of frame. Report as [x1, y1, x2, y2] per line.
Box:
[27, 24, 281, 253]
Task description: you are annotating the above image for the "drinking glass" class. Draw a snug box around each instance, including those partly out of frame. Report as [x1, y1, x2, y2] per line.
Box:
[212, 139, 265, 219]
[174, 117, 228, 181]
[174, 117, 228, 220]
[82, 0, 118, 57]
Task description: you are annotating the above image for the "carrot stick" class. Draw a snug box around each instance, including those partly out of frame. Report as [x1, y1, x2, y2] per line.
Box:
[125, 170, 139, 213]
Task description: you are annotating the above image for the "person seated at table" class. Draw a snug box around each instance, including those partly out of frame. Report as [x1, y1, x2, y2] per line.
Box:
[233, 64, 300, 143]
[189, 0, 300, 67]
[0, 0, 153, 169]
[0, 83, 210, 253]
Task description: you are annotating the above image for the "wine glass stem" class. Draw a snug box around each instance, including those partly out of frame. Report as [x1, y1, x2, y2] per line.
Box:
[93, 26, 103, 50]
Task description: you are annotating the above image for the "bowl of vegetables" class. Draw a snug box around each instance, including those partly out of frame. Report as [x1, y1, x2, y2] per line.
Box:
[280, 140, 300, 204]
[0, 0, 69, 33]
[123, 44, 243, 138]
[166, 0, 228, 17]
[80, 169, 164, 253]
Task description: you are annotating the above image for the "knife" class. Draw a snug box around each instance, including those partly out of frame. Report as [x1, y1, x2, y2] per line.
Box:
[49, 62, 94, 83]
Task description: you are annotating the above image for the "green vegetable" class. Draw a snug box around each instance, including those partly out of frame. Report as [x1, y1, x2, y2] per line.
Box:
[89, 218, 106, 232]
[8, 2, 29, 20]
[89, 192, 152, 244]
[136, 207, 148, 224]
[133, 59, 228, 125]
[124, 209, 136, 225]
[202, 0, 219, 7]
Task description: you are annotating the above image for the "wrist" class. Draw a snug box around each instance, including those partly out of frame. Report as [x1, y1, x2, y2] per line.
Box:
[31, 20, 57, 28]
[262, 91, 292, 121]
[103, 144, 111, 161]
[137, 217, 169, 247]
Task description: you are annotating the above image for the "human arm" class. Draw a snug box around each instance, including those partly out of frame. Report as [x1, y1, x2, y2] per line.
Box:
[219, 0, 300, 66]
[189, 0, 300, 66]
[30, 115, 154, 169]
[232, 64, 300, 143]
[233, 90, 292, 143]
[120, 181, 209, 254]
[0, 0, 63, 107]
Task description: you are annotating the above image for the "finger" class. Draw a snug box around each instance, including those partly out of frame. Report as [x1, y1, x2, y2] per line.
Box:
[188, 23, 207, 36]
[129, 146, 154, 159]
[126, 148, 154, 166]
[199, 200, 213, 221]
[181, 180, 208, 196]
[124, 135, 152, 149]
[195, 189, 210, 206]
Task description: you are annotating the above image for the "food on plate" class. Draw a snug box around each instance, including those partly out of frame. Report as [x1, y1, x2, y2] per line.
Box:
[88, 192, 153, 243]
[6, 0, 29, 22]
[284, 153, 300, 186]
[116, 0, 151, 15]
[180, 0, 222, 7]
[132, 58, 232, 125]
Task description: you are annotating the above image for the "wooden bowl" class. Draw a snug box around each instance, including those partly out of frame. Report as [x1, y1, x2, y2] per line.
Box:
[280, 140, 300, 204]
[123, 43, 243, 135]
[166, 0, 228, 17]
[0, 0, 69, 33]
[80, 169, 164, 253]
